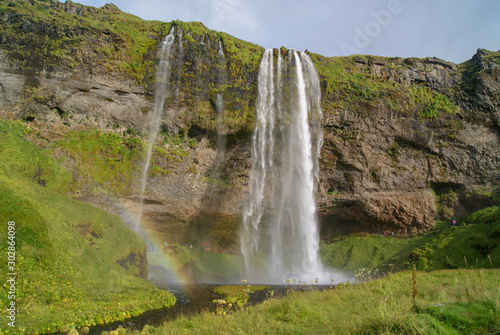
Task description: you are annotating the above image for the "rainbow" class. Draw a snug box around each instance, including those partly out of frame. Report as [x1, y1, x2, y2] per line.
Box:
[118, 197, 192, 286]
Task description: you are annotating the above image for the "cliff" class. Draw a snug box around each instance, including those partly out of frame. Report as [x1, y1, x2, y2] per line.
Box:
[0, 0, 498, 250]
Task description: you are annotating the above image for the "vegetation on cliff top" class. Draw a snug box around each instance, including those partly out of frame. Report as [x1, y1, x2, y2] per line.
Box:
[459, 48, 500, 94]
[309, 52, 459, 121]
[0, 0, 171, 83]
[0, 0, 263, 136]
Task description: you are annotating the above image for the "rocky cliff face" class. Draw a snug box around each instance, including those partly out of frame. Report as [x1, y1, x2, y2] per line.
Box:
[315, 52, 499, 235]
[0, 0, 498, 249]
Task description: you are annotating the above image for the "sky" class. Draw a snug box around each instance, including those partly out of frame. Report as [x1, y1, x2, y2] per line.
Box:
[68, 0, 499, 64]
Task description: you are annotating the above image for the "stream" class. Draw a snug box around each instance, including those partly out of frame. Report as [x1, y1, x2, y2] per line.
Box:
[83, 284, 329, 334]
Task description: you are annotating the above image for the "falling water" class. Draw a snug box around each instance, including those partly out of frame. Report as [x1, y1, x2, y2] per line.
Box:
[136, 28, 176, 231]
[215, 38, 227, 158]
[241, 49, 328, 283]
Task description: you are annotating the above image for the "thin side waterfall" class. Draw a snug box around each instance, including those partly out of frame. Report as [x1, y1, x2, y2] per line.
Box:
[241, 49, 330, 284]
[136, 28, 175, 231]
[241, 49, 275, 278]
[216, 38, 227, 158]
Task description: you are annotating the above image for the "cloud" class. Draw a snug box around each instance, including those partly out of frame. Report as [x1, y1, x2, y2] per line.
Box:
[70, 0, 499, 63]
[209, 1, 264, 43]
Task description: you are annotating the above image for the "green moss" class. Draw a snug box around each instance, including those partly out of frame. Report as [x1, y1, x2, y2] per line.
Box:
[309, 53, 460, 122]
[320, 235, 423, 273]
[309, 53, 414, 117]
[412, 86, 458, 119]
[54, 128, 144, 195]
[0, 120, 73, 193]
[459, 49, 500, 93]
[387, 142, 401, 163]
[150, 165, 170, 177]
[214, 284, 269, 298]
[0, 0, 170, 83]
[463, 206, 500, 226]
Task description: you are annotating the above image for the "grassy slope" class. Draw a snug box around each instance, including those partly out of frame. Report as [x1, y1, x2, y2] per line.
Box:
[52, 127, 145, 196]
[0, 121, 175, 334]
[320, 208, 500, 274]
[129, 269, 499, 334]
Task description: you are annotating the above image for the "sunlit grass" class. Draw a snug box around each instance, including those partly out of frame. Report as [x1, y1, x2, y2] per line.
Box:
[0, 120, 175, 334]
[125, 268, 499, 335]
[321, 209, 500, 273]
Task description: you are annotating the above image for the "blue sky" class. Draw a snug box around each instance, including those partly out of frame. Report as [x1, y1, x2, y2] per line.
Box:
[68, 0, 499, 64]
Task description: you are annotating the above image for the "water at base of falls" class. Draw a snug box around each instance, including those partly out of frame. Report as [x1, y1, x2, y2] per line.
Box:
[240, 49, 339, 284]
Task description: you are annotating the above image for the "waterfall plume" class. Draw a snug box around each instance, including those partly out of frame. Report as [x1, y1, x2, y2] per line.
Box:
[241, 49, 333, 284]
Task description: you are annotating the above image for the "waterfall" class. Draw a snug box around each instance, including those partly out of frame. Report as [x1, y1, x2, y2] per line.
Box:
[241, 50, 275, 278]
[241, 49, 327, 284]
[136, 27, 176, 231]
[216, 38, 227, 158]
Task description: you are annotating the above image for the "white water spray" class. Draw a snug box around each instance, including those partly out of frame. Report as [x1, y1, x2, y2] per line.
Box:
[136, 28, 175, 231]
[241, 49, 344, 284]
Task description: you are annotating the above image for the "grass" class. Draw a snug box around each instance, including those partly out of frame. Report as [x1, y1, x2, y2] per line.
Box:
[309, 53, 460, 124]
[407, 212, 500, 271]
[321, 208, 500, 273]
[213, 283, 270, 315]
[53, 127, 145, 196]
[0, 120, 175, 334]
[214, 284, 269, 298]
[320, 234, 424, 273]
[123, 268, 499, 334]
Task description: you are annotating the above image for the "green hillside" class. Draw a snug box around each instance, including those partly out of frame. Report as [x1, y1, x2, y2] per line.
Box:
[321, 208, 500, 273]
[0, 120, 175, 334]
